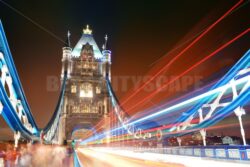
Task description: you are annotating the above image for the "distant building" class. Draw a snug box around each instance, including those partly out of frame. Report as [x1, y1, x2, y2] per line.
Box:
[165, 134, 243, 146]
[222, 136, 242, 145]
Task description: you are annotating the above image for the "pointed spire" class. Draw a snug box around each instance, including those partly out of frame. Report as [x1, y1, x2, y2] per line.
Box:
[83, 25, 92, 35]
[103, 34, 108, 50]
[64, 30, 71, 47]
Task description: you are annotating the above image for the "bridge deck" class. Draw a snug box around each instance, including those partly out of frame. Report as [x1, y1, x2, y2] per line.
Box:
[76, 147, 250, 167]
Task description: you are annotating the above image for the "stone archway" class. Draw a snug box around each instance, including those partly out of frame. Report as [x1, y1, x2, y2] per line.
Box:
[71, 124, 97, 140]
[65, 115, 102, 140]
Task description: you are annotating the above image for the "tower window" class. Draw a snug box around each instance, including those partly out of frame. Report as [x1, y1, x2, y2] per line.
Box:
[80, 83, 93, 98]
[92, 106, 98, 113]
[82, 104, 89, 113]
[71, 85, 77, 93]
[92, 63, 97, 70]
[72, 106, 79, 113]
[96, 86, 101, 94]
[83, 62, 89, 69]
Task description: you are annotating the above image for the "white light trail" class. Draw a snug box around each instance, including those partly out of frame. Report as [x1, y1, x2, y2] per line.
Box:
[127, 75, 249, 126]
[82, 73, 249, 144]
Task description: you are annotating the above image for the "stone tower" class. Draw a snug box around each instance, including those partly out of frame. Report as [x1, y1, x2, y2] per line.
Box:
[58, 25, 111, 144]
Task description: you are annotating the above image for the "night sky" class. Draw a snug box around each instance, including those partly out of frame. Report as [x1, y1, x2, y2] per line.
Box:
[0, 0, 249, 140]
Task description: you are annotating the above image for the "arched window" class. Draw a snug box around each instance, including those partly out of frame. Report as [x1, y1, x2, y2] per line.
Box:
[96, 86, 101, 94]
[98, 101, 103, 114]
[82, 104, 89, 113]
[71, 84, 77, 93]
[72, 106, 79, 113]
[92, 106, 98, 113]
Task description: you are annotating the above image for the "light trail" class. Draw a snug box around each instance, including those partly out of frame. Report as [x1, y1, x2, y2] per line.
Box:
[81, 70, 250, 143]
[134, 111, 250, 135]
[125, 28, 250, 113]
[119, 0, 244, 107]
[82, 28, 250, 140]
[127, 74, 249, 126]
[77, 148, 250, 167]
[81, 5, 249, 143]
[81, 69, 249, 144]
[77, 148, 184, 167]
[83, 80, 217, 140]
[128, 80, 217, 121]
[94, 121, 250, 143]
[80, 0, 245, 138]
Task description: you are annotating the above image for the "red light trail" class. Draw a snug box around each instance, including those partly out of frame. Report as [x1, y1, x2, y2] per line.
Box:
[84, 26, 249, 138]
[125, 28, 250, 113]
[82, 0, 247, 140]
[119, 0, 244, 107]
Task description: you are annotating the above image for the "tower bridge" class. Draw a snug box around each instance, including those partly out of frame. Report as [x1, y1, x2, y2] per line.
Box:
[0, 20, 249, 166]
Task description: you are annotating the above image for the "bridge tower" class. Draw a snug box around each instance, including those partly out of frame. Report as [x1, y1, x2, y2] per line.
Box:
[58, 25, 111, 144]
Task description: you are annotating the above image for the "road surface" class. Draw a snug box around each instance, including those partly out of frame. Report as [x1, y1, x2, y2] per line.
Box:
[76, 148, 250, 167]
[76, 148, 184, 167]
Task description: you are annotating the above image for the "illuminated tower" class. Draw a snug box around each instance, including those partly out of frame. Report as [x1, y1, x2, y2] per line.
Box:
[58, 25, 111, 144]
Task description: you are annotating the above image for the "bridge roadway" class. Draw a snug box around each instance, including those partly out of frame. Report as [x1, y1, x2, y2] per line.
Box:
[76, 148, 184, 167]
[76, 147, 250, 167]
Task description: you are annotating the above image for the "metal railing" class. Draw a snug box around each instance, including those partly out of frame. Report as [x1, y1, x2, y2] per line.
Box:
[120, 145, 250, 161]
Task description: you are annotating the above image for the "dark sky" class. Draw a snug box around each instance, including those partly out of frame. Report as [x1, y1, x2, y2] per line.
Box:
[0, 0, 249, 140]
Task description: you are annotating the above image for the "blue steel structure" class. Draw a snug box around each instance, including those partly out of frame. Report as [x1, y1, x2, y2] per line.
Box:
[0, 21, 67, 143]
[0, 21, 39, 140]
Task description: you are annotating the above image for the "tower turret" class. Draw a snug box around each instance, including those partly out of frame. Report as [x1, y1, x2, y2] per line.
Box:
[102, 35, 111, 80]
[61, 31, 72, 79]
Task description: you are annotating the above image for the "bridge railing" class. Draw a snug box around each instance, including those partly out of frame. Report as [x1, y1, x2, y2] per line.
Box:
[119, 145, 250, 161]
